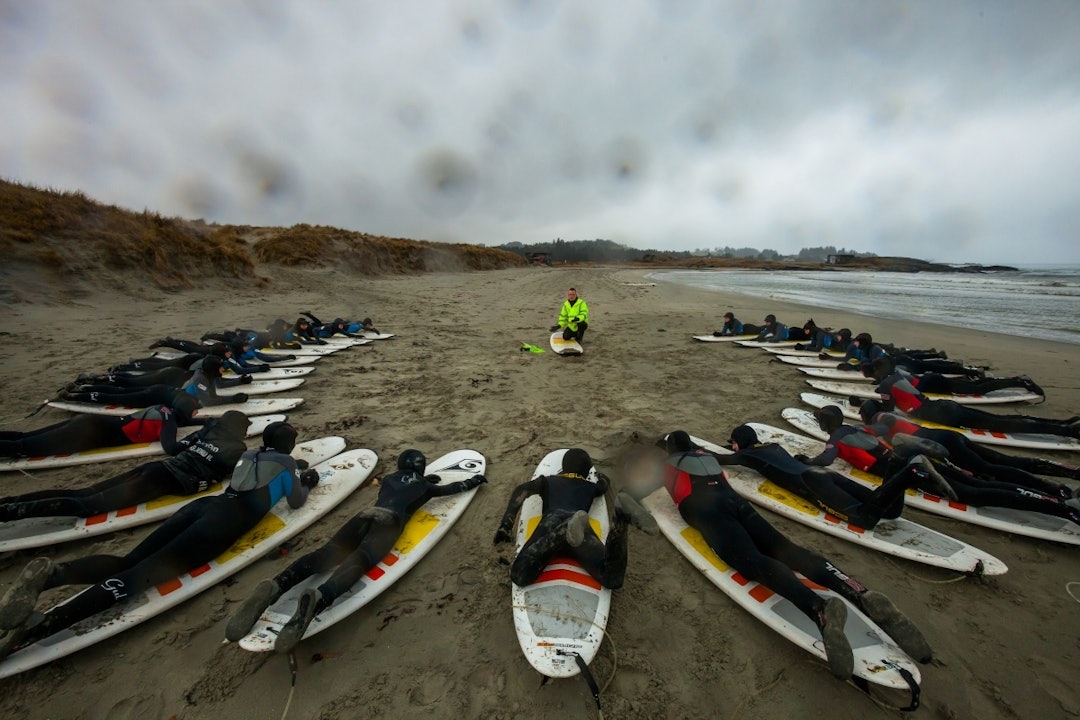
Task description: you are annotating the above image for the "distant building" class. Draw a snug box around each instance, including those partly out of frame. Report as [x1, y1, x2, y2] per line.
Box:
[827, 254, 857, 265]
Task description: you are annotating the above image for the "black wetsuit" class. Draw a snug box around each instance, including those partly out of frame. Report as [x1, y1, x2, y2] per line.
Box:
[864, 414, 1078, 507]
[271, 468, 481, 610]
[497, 472, 627, 589]
[14, 447, 307, 648]
[877, 372, 1079, 439]
[0, 405, 185, 458]
[663, 449, 867, 620]
[0, 412, 249, 520]
[888, 367, 1036, 397]
[714, 442, 913, 530]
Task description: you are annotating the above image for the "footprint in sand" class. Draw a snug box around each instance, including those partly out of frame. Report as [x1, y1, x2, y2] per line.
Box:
[408, 670, 452, 706]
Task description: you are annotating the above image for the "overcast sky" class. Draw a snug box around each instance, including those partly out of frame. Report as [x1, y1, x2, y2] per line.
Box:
[3, 1, 1079, 264]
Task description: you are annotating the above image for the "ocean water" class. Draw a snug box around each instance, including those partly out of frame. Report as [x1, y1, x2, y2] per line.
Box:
[649, 265, 1080, 345]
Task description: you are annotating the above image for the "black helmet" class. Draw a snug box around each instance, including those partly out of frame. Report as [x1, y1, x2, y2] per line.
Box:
[561, 448, 592, 478]
[397, 449, 427, 474]
[263, 422, 298, 453]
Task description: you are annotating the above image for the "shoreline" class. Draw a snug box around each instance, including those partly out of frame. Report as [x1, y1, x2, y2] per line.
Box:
[0, 265, 1077, 719]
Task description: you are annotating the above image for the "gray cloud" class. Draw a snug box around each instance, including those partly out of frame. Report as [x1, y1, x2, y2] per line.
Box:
[2, 0, 1078, 263]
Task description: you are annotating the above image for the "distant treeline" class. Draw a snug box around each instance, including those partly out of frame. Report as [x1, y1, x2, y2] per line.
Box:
[499, 238, 876, 263]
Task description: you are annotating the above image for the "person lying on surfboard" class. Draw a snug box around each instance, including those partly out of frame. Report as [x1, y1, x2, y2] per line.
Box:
[752, 314, 791, 342]
[716, 423, 958, 530]
[150, 336, 289, 375]
[0, 421, 316, 660]
[493, 448, 636, 592]
[299, 311, 380, 337]
[62, 356, 251, 408]
[806, 406, 1080, 525]
[794, 326, 851, 353]
[110, 341, 232, 374]
[493, 449, 630, 583]
[203, 320, 301, 350]
[0, 394, 201, 459]
[872, 370, 1080, 440]
[550, 287, 589, 343]
[0, 411, 250, 522]
[656, 431, 932, 678]
[869, 357, 1044, 397]
[855, 402, 1080, 496]
[225, 448, 487, 653]
[711, 311, 760, 338]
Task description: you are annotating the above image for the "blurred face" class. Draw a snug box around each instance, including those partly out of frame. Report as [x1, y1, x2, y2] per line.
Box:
[567, 289, 578, 301]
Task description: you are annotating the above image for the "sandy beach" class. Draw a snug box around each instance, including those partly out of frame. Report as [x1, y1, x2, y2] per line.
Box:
[0, 265, 1077, 720]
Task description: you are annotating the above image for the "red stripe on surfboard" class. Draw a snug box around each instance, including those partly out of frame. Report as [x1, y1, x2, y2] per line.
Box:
[535, 568, 602, 590]
[968, 429, 1010, 439]
[85, 513, 108, 526]
[117, 506, 137, 517]
[823, 514, 866, 533]
[366, 566, 386, 581]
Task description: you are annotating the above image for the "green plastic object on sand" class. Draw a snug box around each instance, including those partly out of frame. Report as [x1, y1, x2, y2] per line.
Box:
[521, 343, 545, 354]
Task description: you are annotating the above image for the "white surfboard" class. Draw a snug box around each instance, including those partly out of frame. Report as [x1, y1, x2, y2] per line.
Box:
[0, 413, 286, 474]
[512, 449, 611, 678]
[781, 408, 1080, 546]
[257, 345, 345, 357]
[0, 448, 377, 680]
[237, 449, 485, 652]
[347, 331, 395, 341]
[317, 337, 372, 347]
[215, 378, 305, 397]
[798, 367, 876, 381]
[0, 436, 347, 553]
[222, 366, 314, 380]
[798, 367, 965, 382]
[805, 379, 1042, 406]
[775, 355, 858, 369]
[639, 486, 922, 700]
[240, 355, 321, 368]
[799, 391, 1080, 453]
[760, 346, 845, 357]
[692, 334, 758, 343]
[734, 339, 802, 348]
[718, 427, 1008, 573]
[550, 332, 584, 356]
[46, 397, 305, 418]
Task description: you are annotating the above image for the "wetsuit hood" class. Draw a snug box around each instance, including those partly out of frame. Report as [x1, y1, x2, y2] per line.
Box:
[201, 355, 224, 376]
[729, 425, 759, 450]
[871, 356, 895, 381]
[813, 406, 844, 433]
[561, 448, 592, 478]
[217, 410, 251, 436]
[666, 430, 696, 453]
[263, 421, 297, 453]
[171, 393, 200, 423]
[859, 399, 883, 423]
[397, 449, 427, 474]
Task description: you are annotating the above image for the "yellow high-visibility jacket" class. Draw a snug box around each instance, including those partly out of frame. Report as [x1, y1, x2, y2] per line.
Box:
[558, 298, 589, 330]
